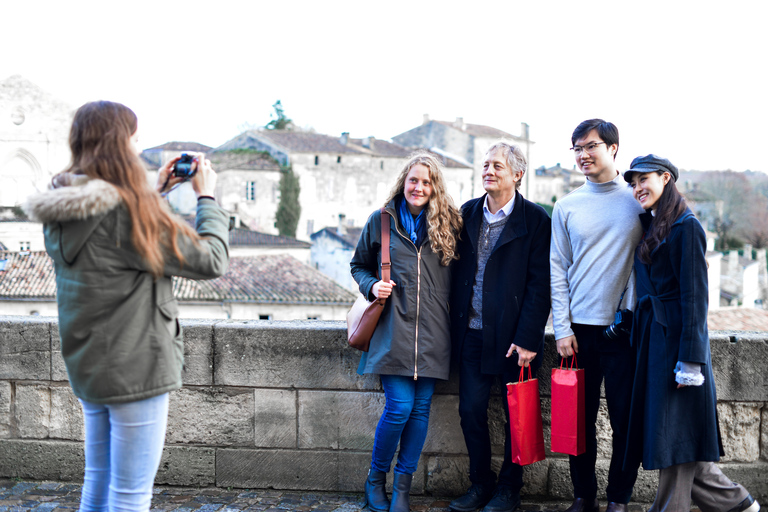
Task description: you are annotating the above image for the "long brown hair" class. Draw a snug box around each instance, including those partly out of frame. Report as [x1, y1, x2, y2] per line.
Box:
[384, 152, 463, 265]
[61, 101, 197, 277]
[637, 172, 688, 264]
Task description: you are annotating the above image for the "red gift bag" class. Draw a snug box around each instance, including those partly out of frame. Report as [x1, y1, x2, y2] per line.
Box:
[506, 366, 546, 466]
[550, 355, 586, 456]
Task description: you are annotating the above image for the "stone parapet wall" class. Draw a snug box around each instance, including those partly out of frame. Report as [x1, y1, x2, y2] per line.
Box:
[1, 316, 766, 502]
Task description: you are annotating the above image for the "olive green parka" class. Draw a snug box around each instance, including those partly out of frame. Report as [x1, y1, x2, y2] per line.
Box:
[23, 175, 229, 404]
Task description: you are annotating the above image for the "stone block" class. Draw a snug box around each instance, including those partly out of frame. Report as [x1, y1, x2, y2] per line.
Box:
[254, 388, 296, 448]
[718, 461, 768, 502]
[0, 381, 10, 438]
[214, 321, 362, 389]
[762, 406, 768, 462]
[718, 402, 761, 462]
[711, 334, 768, 401]
[423, 394, 466, 454]
[216, 448, 338, 490]
[49, 386, 83, 441]
[546, 457, 573, 499]
[167, 387, 253, 446]
[179, 320, 217, 386]
[0, 439, 84, 481]
[488, 395, 507, 455]
[548, 457, 658, 502]
[298, 390, 384, 450]
[426, 455, 470, 496]
[50, 322, 69, 382]
[0, 316, 51, 380]
[595, 400, 613, 459]
[632, 467, 660, 504]
[15, 383, 50, 439]
[155, 445, 216, 486]
[522, 459, 550, 497]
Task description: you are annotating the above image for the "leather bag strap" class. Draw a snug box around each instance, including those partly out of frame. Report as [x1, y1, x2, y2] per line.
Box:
[380, 209, 391, 283]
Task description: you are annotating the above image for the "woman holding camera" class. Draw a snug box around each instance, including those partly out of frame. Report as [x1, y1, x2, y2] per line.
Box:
[623, 155, 759, 512]
[351, 152, 462, 512]
[23, 101, 229, 512]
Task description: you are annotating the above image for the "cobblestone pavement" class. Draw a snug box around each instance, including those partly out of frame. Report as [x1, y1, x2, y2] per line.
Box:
[0, 480, 660, 512]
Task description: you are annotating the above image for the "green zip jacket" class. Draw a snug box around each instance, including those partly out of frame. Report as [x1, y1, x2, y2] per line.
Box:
[23, 175, 230, 404]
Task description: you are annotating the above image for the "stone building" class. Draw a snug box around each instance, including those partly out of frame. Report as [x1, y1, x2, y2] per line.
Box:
[0, 75, 72, 208]
[720, 247, 762, 307]
[214, 130, 473, 240]
[392, 115, 535, 201]
[310, 215, 363, 292]
[534, 163, 585, 205]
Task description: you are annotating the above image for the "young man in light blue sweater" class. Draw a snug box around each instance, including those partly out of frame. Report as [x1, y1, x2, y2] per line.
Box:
[550, 119, 644, 512]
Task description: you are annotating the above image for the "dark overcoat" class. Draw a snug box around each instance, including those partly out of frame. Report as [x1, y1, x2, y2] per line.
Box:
[350, 197, 453, 380]
[625, 208, 723, 470]
[449, 192, 551, 375]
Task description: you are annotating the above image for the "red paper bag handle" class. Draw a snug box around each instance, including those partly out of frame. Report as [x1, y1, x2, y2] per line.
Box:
[559, 354, 579, 370]
[518, 365, 534, 382]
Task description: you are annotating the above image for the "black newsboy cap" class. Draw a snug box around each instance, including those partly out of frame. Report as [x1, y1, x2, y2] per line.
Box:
[623, 154, 679, 183]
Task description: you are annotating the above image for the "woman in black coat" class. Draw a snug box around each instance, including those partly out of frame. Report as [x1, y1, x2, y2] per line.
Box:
[623, 155, 759, 512]
[351, 152, 462, 512]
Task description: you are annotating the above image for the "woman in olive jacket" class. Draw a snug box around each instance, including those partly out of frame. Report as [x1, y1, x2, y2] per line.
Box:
[23, 101, 229, 512]
[624, 155, 759, 512]
[351, 152, 462, 512]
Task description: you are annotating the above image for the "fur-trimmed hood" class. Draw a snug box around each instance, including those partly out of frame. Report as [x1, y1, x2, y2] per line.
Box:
[23, 173, 122, 223]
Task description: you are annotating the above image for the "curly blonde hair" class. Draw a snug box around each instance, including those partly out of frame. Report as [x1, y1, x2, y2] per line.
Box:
[384, 152, 463, 265]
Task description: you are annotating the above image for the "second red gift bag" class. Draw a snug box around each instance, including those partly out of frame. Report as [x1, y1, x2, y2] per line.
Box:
[506, 366, 546, 466]
[550, 355, 585, 456]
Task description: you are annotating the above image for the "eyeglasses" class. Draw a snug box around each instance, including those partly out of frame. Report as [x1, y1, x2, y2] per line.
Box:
[570, 142, 606, 155]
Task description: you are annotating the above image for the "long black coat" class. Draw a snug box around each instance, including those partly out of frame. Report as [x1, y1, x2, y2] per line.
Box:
[450, 192, 551, 375]
[350, 198, 453, 380]
[625, 208, 723, 470]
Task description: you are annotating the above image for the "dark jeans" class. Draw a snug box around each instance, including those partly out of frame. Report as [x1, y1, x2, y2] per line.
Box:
[569, 323, 639, 504]
[458, 329, 535, 492]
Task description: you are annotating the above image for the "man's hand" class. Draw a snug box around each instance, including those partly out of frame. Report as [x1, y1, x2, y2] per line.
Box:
[556, 335, 578, 358]
[507, 344, 536, 367]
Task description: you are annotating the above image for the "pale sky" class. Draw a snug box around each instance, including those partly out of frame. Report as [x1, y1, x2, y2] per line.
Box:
[3, 0, 766, 173]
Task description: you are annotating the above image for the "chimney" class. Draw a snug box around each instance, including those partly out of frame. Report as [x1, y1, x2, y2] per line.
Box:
[422, 114, 430, 125]
[521, 122, 530, 140]
[363, 136, 375, 149]
[340, 132, 349, 145]
[337, 214, 347, 236]
[454, 117, 464, 129]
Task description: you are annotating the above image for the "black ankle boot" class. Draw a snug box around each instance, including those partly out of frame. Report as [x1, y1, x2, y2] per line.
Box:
[364, 469, 389, 512]
[389, 472, 413, 512]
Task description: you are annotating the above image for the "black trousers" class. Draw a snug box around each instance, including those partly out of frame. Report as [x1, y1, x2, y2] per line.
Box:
[457, 328, 539, 492]
[569, 323, 639, 504]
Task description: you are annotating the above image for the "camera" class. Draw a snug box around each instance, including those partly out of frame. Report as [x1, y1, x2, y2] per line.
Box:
[603, 309, 633, 341]
[172, 153, 197, 179]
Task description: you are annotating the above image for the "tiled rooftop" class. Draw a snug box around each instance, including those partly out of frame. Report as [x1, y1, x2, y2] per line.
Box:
[209, 150, 282, 172]
[311, 227, 364, 249]
[433, 120, 516, 139]
[144, 141, 213, 152]
[707, 307, 768, 331]
[230, 228, 311, 248]
[0, 252, 354, 305]
[173, 255, 355, 304]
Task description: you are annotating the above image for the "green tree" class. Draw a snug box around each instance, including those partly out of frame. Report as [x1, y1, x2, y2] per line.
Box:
[266, 100, 294, 131]
[275, 165, 301, 237]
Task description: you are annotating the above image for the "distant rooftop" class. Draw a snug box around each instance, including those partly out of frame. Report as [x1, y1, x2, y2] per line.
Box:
[708, 307, 768, 331]
[432, 119, 515, 139]
[209, 150, 282, 172]
[311, 227, 364, 249]
[144, 142, 213, 152]
[230, 228, 311, 248]
[173, 254, 355, 304]
[0, 251, 352, 305]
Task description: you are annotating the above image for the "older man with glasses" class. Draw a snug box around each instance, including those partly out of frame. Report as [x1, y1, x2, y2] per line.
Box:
[550, 119, 645, 512]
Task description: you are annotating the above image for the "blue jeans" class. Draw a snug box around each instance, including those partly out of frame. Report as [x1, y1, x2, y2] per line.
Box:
[371, 375, 436, 475]
[79, 393, 169, 512]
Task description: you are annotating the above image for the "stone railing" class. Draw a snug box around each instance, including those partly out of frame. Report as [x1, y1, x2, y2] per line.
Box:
[1, 316, 766, 502]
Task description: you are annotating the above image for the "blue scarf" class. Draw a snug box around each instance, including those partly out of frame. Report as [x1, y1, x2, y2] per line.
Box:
[398, 197, 427, 247]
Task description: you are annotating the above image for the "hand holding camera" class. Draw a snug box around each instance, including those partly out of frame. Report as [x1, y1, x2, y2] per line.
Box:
[156, 152, 217, 198]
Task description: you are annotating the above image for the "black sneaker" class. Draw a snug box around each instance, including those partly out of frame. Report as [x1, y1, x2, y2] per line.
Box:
[449, 484, 495, 512]
[482, 486, 521, 512]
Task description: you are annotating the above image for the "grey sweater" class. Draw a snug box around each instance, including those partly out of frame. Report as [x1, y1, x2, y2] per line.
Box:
[550, 174, 645, 339]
